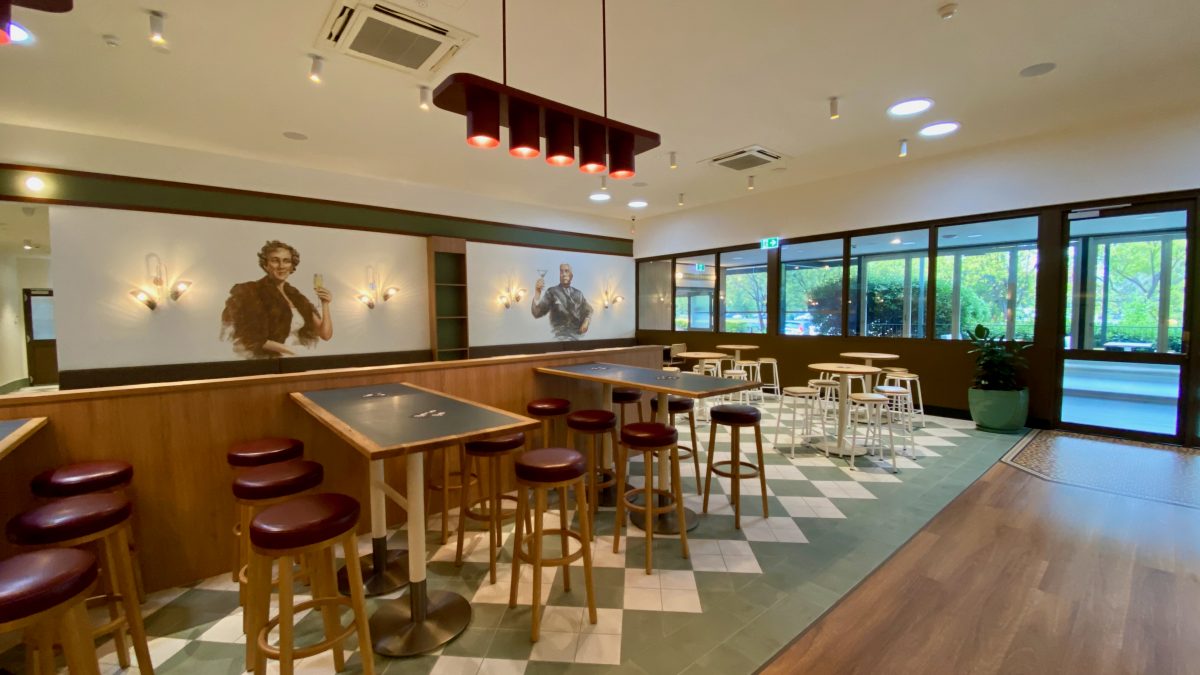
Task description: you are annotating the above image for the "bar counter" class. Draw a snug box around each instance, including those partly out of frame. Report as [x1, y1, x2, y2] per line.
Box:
[0, 345, 661, 592]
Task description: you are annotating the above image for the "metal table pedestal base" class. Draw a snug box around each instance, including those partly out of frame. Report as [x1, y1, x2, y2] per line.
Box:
[370, 581, 472, 657]
[338, 538, 409, 597]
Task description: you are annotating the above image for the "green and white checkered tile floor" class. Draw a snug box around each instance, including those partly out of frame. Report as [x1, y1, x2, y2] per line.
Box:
[0, 401, 1026, 675]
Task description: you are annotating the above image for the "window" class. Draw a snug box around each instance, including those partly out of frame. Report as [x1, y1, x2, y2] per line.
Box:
[934, 217, 1039, 340]
[780, 238, 844, 335]
[637, 260, 673, 330]
[674, 255, 716, 331]
[719, 248, 768, 333]
[849, 229, 930, 337]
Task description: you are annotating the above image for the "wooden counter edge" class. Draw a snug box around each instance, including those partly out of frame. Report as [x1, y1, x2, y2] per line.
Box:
[0, 417, 49, 463]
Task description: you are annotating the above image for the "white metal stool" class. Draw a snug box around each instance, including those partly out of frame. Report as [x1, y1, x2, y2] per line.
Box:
[875, 385, 916, 458]
[883, 372, 925, 427]
[757, 357, 782, 400]
[847, 393, 896, 473]
[774, 386, 819, 457]
[723, 369, 749, 403]
[808, 378, 839, 429]
[735, 360, 762, 401]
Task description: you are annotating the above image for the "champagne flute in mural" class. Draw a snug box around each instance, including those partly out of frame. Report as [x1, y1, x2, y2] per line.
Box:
[313, 273, 324, 290]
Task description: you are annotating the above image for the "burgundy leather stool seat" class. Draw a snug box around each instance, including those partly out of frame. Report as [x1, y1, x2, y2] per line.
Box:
[31, 461, 133, 498]
[464, 432, 526, 455]
[232, 460, 324, 501]
[7, 493, 132, 546]
[621, 422, 678, 448]
[611, 387, 642, 404]
[566, 410, 617, 432]
[0, 549, 98, 624]
[226, 437, 304, 468]
[650, 396, 695, 415]
[526, 398, 571, 417]
[515, 448, 586, 484]
[710, 404, 761, 426]
[249, 493, 360, 551]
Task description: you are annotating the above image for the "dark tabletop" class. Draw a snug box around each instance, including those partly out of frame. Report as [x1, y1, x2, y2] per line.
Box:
[0, 419, 27, 438]
[536, 362, 756, 398]
[292, 383, 537, 458]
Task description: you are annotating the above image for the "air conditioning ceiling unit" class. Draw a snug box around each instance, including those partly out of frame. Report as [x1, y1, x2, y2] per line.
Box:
[319, 2, 474, 77]
[708, 145, 784, 171]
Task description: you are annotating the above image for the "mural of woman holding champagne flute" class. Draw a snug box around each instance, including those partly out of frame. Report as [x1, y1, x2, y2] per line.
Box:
[221, 240, 333, 358]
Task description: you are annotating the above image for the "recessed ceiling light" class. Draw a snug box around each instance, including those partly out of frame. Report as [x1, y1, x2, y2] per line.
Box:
[902, 241, 916, 246]
[628, 199, 648, 209]
[967, 234, 983, 238]
[1019, 62, 1057, 78]
[7, 22, 32, 44]
[282, 131, 309, 141]
[919, 121, 960, 137]
[890, 237, 902, 245]
[24, 176, 45, 192]
[589, 192, 611, 202]
[888, 98, 933, 117]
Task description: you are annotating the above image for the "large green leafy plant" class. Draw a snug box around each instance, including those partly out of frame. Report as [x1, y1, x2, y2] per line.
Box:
[967, 324, 1030, 390]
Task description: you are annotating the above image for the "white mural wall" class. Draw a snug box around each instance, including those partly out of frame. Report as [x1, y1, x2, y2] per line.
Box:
[466, 242, 635, 346]
[51, 206, 429, 370]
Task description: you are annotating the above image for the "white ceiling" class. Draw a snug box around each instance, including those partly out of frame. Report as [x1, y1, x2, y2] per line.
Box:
[2, 0, 1199, 223]
[0, 202, 50, 256]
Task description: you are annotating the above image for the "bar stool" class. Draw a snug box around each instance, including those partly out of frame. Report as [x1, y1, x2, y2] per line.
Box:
[774, 386, 819, 458]
[566, 410, 619, 526]
[6, 493, 153, 674]
[661, 366, 681, 373]
[882, 366, 909, 375]
[1, 549, 102, 675]
[612, 423, 689, 574]
[455, 432, 527, 583]
[757, 357, 782, 399]
[526, 398, 572, 447]
[245, 493, 374, 675]
[232, 459, 325, 621]
[883, 372, 926, 426]
[650, 396, 701, 494]
[848, 393, 896, 472]
[612, 387, 645, 427]
[735, 360, 762, 401]
[722, 369, 749, 403]
[425, 446, 479, 544]
[808, 378, 839, 427]
[875, 385, 916, 457]
[693, 359, 720, 377]
[508, 448, 596, 642]
[702, 404, 767, 529]
[228, 437, 305, 581]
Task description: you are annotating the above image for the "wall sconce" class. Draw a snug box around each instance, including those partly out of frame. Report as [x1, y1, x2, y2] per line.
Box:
[600, 288, 625, 309]
[383, 286, 400, 301]
[498, 281, 527, 309]
[356, 293, 376, 309]
[129, 253, 191, 311]
[355, 266, 398, 309]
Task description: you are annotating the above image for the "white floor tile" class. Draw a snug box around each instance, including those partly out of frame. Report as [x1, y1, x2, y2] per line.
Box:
[718, 539, 753, 557]
[478, 658, 528, 675]
[431, 655, 484, 675]
[539, 606, 584, 633]
[622, 586, 662, 611]
[687, 539, 722, 555]
[529, 631, 580, 662]
[579, 607, 623, 635]
[575, 633, 622, 665]
[624, 567, 660, 588]
[658, 570, 697, 590]
[841, 467, 902, 483]
[724, 555, 763, 574]
[660, 588, 703, 613]
[776, 496, 817, 518]
[689, 554, 727, 572]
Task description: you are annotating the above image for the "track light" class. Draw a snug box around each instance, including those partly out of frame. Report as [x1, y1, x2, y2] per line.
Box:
[677, 193, 684, 207]
[669, 151, 677, 169]
[148, 10, 166, 46]
[22, 239, 33, 251]
[898, 139, 909, 158]
[308, 55, 324, 83]
[418, 86, 432, 111]
[829, 97, 840, 120]
[747, 175, 756, 191]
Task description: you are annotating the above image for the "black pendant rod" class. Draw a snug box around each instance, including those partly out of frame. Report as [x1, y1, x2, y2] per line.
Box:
[502, 0, 507, 85]
[602, 0, 608, 119]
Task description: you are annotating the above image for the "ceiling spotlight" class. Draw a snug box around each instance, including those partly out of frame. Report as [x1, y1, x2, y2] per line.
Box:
[669, 151, 677, 169]
[1019, 62, 1057, 78]
[628, 199, 648, 209]
[23, 176, 45, 192]
[418, 85, 432, 111]
[747, 175, 756, 191]
[898, 138, 908, 158]
[677, 193, 684, 207]
[919, 121, 961, 137]
[308, 54, 324, 83]
[829, 97, 840, 120]
[600, 175, 608, 191]
[887, 98, 934, 117]
[589, 191, 611, 202]
[148, 10, 166, 46]
[22, 239, 33, 251]
[890, 237, 903, 245]
[938, 3, 958, 20]
[102, 34, 121, 48]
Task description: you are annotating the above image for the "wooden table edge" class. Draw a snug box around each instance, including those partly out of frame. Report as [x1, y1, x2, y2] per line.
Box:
[535, 365, 759, 399]
[0, 417, 49, 463]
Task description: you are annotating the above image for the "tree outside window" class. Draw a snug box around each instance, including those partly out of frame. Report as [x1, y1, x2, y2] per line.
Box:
[720, 248, 768, 334]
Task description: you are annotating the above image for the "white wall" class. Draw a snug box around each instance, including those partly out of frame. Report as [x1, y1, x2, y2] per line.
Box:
[0, 253, 25, 386]
[17, 257, 51, 289]
[636, 107, 1200, 258]
[0, 123, 628, 241]
[467, 242, 634, 346]
[51, 206, 429, 370]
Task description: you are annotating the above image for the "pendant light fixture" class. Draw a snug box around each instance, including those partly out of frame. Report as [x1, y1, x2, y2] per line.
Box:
[431, 0, 659, 174]
[1, 1, 11, 45]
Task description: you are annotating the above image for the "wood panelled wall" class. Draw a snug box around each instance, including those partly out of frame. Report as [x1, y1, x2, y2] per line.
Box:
[0, 346, 660, 592]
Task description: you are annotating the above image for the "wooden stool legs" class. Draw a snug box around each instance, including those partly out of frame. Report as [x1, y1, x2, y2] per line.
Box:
[9, 585, 102, 675]
[612, 443, 690, 574]
[702, 422, 768, 529]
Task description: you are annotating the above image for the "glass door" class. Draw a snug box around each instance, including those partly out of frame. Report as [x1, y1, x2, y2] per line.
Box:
[1060, 203, 1192, 441]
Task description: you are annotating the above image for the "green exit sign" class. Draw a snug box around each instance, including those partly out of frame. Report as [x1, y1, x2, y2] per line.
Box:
[760, 237, 780, 249]
[694, 263, 706, 271]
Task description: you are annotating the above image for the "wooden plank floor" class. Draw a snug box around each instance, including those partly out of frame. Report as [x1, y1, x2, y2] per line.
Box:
[761, 462, 1200, 675]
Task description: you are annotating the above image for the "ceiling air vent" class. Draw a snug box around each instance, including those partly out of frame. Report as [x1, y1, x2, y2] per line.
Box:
[708, 145, 784, 171]
[318, 2, 474, 77]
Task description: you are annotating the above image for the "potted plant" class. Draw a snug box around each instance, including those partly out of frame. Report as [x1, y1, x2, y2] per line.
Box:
[966, 324, 1031, 433]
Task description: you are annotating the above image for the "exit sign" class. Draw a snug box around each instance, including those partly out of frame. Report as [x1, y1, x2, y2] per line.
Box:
[694, 263, 706, 271]
[760, 237, 780, 249]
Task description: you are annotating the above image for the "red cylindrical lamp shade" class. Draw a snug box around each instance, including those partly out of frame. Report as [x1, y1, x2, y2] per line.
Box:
[544, 111, 575, 166]
[508, 99, 541, 158]
[578, 120, 607, 174]
[608, 129, 635, 179]
[0, 1, 11, 46]
[465, 87, 500, 148]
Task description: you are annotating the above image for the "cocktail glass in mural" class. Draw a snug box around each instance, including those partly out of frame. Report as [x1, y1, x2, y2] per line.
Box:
[313, 273, 325, 290]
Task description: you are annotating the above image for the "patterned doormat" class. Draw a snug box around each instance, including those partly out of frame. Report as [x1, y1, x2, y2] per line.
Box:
[1002, 430, 1200, 509]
